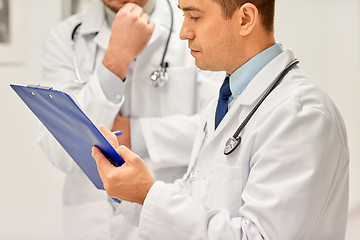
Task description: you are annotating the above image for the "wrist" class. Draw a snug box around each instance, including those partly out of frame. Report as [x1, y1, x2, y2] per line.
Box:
[103, 51, 131, 80]
[139, 180, 155, 205]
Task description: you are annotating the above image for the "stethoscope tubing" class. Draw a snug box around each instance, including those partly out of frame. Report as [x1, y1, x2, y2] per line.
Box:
[224, 59, 300, 155]
[71, 23, 84, 83]
[160, 0, 173, 68]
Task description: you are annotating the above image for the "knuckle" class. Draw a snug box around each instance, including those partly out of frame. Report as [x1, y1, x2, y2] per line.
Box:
[128, 12, 140, 21]
[118, 8, 127, 16]
[118, 145, 127, 152]
[108, 171, 118, 183]
[130, 155, 142, 167]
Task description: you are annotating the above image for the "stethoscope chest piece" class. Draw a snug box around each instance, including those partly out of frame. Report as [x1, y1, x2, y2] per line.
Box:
[224, 137, 241, 155]
[150, 65, 168, 87]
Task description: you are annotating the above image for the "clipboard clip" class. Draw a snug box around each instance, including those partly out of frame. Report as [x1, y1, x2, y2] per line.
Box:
[27, 84, 53, 90]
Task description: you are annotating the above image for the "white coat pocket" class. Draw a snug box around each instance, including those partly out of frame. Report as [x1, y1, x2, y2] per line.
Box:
[206, 164, 244, 217]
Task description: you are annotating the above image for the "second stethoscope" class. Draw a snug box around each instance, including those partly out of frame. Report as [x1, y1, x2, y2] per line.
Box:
[71, 0, 174, 87]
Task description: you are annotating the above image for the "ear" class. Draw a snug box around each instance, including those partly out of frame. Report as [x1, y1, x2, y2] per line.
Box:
[236, 3, 258, 36]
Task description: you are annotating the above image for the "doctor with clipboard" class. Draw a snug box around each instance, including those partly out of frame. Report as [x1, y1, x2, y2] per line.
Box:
[92, 0, 350, 239]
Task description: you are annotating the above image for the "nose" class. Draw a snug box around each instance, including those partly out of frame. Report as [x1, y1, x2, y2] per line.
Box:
[179, 21, 195, 41]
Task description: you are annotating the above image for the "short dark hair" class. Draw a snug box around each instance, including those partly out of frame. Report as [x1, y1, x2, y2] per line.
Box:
[211, 0, 275, 32]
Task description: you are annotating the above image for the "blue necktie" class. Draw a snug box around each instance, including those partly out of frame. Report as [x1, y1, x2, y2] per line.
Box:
[215, 76, 232, 129]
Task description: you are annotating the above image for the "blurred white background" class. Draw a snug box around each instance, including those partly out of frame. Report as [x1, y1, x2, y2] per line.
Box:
[0, 0, 359, 239]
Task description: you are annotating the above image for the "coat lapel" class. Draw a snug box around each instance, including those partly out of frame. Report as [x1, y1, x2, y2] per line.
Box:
[203, 50, 297, 147]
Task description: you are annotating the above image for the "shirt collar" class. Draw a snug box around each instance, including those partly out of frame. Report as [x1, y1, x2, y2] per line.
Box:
[79, 1, 106, 35]
[228, 43, 283, 107]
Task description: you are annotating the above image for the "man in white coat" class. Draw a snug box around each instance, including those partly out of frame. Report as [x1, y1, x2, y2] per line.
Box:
[93, 0, 350, 239]
[38, 0, 222, 239]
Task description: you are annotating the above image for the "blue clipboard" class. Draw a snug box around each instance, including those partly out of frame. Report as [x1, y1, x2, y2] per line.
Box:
[10, 84, 124, 190]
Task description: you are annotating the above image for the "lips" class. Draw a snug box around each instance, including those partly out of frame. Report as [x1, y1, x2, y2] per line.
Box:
[188, 43, 200, 57]
[190, 49, 199, 56]
[189, 46, 200, 55]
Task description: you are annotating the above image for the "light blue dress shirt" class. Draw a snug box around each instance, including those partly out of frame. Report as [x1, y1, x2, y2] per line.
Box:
[228, 43, 283, 108]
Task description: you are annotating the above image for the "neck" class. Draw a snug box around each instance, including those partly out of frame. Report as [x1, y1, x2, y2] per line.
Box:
[228, 32, 275, 75]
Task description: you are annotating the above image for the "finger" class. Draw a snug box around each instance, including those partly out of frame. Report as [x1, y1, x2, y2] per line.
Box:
[120, 2, 138, 13]
[92, 147, 106, 180]
[140, 12, 149, 23]
[92, 147, 116, 175]
[148, 21, 155, 32]
[116, 145, 140, 166]
[99, 125, 119, 148]
[129, 3, 143, 16]
[139, 14, 154, 33]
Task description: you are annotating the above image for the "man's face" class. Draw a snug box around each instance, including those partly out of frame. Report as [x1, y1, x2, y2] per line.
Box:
[179, 0, 240, 73]
[102, 0, 148, 12]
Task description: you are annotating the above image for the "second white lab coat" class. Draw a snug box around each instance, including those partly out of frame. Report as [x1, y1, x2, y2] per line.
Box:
[37, 0, 223, 239]
[125, 49, 350, 240]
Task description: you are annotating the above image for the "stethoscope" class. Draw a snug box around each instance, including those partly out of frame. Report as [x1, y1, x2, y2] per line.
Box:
[149, 0, 173, 87]
[224, 59, 299, 155]
[71, 22, 85, 83]
[71, 0, 174, 87]
[184, 59, 299, 182]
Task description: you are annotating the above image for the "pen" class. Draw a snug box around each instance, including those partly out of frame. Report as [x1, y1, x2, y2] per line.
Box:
[113, 130, 123, 136]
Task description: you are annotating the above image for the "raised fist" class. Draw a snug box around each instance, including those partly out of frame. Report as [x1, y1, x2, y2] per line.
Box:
[103, 3, 154, 79]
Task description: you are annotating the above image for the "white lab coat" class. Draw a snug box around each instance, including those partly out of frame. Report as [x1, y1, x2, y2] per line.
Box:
[128, 50, 350, 239]
[37, 0, 223, 239]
